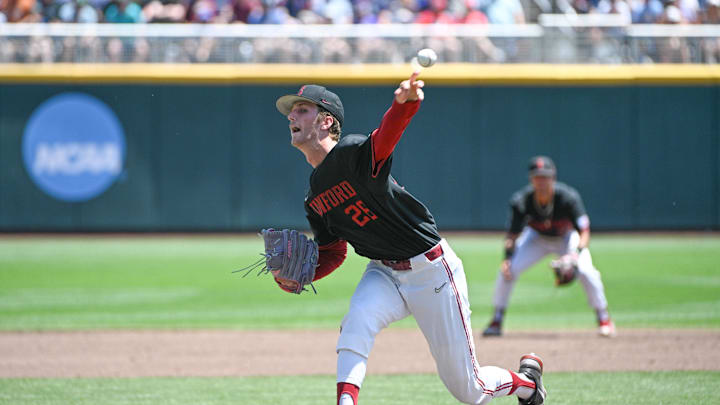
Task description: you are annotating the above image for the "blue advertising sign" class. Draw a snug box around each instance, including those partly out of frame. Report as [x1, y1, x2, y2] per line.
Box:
[22, 93, 126, 202]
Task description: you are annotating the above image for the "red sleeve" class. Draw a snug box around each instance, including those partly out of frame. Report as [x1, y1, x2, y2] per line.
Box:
[370, 99, 421, 177]
[313, 239, 347, 282]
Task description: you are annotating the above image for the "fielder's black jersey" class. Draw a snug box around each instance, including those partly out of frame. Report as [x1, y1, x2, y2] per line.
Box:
[304, 133, 441, 260]
[508, 182, 589, 237]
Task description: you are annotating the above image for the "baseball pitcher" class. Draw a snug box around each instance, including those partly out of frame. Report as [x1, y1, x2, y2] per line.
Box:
[268, 75, 547, 405]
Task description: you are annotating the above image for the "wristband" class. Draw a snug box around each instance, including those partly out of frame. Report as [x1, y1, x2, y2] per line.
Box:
[504, 246, 515, 259]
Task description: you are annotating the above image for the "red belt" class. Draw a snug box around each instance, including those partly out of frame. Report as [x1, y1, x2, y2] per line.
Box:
[381, 243, 444, 271]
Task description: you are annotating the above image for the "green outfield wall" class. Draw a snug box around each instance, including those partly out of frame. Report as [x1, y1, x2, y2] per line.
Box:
[1, 65, 718, 231]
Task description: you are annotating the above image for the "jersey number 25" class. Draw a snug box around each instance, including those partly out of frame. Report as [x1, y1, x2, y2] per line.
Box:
[344, 200, 378, 227]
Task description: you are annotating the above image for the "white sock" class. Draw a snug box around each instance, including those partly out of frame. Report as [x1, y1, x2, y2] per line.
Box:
[339, 393, 355, 405]
[515, 386, 534, 399]
[337, 349, 368, 388]
[515, 372, 534, 399]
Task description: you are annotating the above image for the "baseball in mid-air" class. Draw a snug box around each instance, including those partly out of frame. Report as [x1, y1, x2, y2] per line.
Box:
[416, 48, 437, 68]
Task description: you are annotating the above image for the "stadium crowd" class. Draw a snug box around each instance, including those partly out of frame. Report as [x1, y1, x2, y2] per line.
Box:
[1, 0, 719, 25]
[1, 0, 718, 63]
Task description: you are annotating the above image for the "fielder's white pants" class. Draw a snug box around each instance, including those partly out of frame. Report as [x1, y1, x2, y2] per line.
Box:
[337, 239, 515, 404]
[492, 228, 609, 311]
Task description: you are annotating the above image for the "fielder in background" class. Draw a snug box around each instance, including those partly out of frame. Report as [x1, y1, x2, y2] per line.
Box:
[274, 75, 547, 405]
[482, 156, 616, 338]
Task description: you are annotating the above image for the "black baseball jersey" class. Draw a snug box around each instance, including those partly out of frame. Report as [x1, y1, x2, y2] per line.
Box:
[508, 182, 589, 237]
[304, 133, 441, 260]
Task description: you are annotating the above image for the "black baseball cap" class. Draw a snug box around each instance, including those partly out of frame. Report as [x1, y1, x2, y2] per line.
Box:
[528, 155, 557, 177]
[276, 84, 344, 127]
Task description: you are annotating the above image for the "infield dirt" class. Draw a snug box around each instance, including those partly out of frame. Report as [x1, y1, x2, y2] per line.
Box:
[1, 328, 718, 378]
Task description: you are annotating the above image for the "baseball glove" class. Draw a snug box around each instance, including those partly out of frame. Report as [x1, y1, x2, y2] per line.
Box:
[549, 254, 578, 286]
[234, 229, 318, 294]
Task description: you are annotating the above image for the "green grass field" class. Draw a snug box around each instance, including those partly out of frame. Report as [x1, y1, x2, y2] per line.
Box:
[1, 372, 718, 405]
[1, 234, 719, 404]
[1, 234, 719, 331]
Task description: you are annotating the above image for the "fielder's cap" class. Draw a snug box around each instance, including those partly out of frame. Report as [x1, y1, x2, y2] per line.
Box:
[276, 84, 344, 127]
[528, 155, 557, 177]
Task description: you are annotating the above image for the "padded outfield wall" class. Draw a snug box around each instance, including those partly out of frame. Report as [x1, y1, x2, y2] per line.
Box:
[0, 64, 718, 231]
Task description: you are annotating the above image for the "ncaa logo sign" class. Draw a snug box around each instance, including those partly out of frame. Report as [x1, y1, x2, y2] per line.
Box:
[22, 93, 126, 202]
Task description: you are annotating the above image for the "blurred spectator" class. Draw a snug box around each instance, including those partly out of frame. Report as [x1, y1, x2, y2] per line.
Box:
[701, 0, 720, 62]
[413, 0, 466, 62]
[39, 0, 62, 21]
[390, 0, 419, 22]
[700, 0, 719, 20]
[1, 0, 42, 21]
[228, 0, 263, 22]
[353, 0, 400, 61]
[463, 0, 488, 22]
[58, 0, 102, 22]
[143, 0, 187, 22]
[353, 0, 378, 22]
[657, 3, 692, 62]
[484, 0, 525, 62]
[675, 0, 700, 21]
[253, 36, 312, 61]
[486, 0, 526, 23]
[104, 0, 144, 22]
[106, 37, 125, 60]
[285, 0, 308, 17]
[323, 0, 353, 23]
[261, 0, 298, 23]
[319, 36, 353, 61]
[26, 35, 54, 61]
[415, 0, 457, 22]
[595, 0, 632, 22]
[631, 0, 664, 22]
[658, 1, 685, 21]
[186, 0, 217, 22]
[571, 0, 592, 12]
[296, 7, 325, 21]
[183, 37, 218, 61]
[462, 0, 505, 61]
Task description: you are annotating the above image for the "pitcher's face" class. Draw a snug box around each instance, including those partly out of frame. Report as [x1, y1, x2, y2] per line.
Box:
[287, 101, 322, 147]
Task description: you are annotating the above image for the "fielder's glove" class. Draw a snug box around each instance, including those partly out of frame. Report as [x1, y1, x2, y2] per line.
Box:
[234, 229, 318, 294]
[549, 254, 578, 286]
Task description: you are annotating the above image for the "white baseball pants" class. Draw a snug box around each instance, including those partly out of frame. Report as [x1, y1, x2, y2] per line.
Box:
[492, 228, 609, 311]
[337, 239, 515, 404]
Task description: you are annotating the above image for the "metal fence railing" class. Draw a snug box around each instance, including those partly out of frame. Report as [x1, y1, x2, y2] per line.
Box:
[2, 18, 720, 64]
